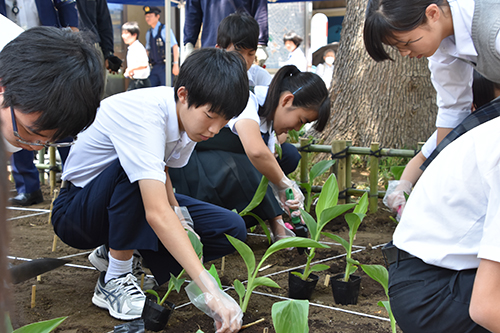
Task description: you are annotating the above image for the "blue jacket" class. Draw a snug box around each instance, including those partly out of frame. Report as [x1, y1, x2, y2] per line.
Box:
[0, 0, 78, 28]
[183, 0, 268, 47]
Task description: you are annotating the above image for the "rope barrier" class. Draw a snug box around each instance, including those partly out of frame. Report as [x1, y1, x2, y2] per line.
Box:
[369, 148, 383, 158]
[330, 147, 348, 160]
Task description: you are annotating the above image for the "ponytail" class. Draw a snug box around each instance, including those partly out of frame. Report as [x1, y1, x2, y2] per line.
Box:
[259, 65, 330, 132]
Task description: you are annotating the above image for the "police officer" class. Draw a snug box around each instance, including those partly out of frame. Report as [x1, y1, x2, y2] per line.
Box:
[143, 6, 179, 86]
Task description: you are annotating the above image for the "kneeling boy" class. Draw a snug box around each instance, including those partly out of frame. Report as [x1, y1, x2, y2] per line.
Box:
[51, 48, 249, 332]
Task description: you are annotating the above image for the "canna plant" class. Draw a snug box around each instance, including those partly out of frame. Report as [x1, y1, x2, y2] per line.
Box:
[347, 259, 397, 333]
[226, 234, 328, 313]
[145, 230, 203, 305]
[272, 299, 309, 333]
[299, 159, 336, 212]
[293, 174, 356, 282]
[322, 192, 369, 282]
[5, 315, 67, 333]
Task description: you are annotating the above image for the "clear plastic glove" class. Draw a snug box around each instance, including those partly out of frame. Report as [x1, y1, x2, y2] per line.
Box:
[255, 45, 268, 66]
[185, 270, 242, 333]
[270, 217, 296, 243]
[383, 180, 412, 221]
[270, 176, 305, 217]
[173, 206, 200, 240]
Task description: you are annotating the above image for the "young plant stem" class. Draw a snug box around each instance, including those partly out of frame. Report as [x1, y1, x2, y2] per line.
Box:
[159, 269, 185, 305]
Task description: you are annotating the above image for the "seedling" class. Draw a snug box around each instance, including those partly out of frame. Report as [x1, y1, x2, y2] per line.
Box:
[5, 315, 66, 333]
[293, 174, 356, 281]
[299, 159, 336, 212]
[322, 192, 369, 282]
[272, 299, 309, 333]
[226, 235, 328, 313]
[347, 259, 397, 333]
[145, 230, 202, 305]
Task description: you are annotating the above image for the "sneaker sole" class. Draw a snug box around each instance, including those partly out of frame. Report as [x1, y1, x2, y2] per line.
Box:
[92, 294, 142, 321]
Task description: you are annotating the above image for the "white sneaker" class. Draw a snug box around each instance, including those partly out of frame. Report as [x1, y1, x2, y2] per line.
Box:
[92, 271, 146, 320]
[88, 245, 158, 290]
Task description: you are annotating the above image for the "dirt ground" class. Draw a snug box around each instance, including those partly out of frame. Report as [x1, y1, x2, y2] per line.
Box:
[7, 173, 402, 333]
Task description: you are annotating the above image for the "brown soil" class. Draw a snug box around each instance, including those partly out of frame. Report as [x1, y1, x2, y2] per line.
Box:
[7, 178, 401, 333]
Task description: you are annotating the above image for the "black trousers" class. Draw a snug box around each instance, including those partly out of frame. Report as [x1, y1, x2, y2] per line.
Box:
[389, 253, 490, 333]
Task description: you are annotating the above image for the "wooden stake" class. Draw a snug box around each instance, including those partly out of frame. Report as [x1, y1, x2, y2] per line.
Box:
[52, 234, 58, 252]
[48, 189, 59, 225]
[140, 273, 145, 290]
[263, 328, 269, 333]
[31, 285, 36, 308]
[37, 275, 42, 282]
[324, 274, 331, 287]
[241, 318, 264, 329]
[221, 256, 225, 276]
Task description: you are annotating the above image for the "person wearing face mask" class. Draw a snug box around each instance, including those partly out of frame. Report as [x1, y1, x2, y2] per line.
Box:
[315, 49, 335, 89]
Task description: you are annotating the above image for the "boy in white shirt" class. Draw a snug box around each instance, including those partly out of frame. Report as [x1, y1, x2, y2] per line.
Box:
[51, 48, 249, 332]
[122, 21, 151, 90]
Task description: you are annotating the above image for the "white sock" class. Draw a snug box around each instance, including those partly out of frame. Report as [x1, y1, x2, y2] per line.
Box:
[104, 252, 133, 284]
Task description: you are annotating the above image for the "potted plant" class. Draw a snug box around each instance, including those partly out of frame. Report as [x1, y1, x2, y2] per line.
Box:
[226, 235, 328, 313]
[289, 174, 356, 300]
[141, 230, 203, 331]
[322, 192, 369, 305]
[272, 299, 309, 333]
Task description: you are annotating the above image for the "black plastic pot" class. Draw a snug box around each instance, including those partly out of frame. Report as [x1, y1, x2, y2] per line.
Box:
[288, 268, 319, 300]
[141, 298, 175, 332]
[330, 273, 361, 305]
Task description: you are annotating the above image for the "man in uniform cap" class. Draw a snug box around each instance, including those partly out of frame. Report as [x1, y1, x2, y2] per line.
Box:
[143, 5, 179, 86]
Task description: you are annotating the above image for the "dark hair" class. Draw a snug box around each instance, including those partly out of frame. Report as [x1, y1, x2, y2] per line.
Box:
[363, 0, 446, 61]
[259, 65, 330, 132]
[0, 27, 105, 141]
[217, 12, 259, 51]
[174, 48, 249, 120]
[122, 21, 140, 38]
[283, 32, 303, 47]
[472, 70, 500, 110]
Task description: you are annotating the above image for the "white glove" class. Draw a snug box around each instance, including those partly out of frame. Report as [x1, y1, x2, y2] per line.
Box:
[184, 42, 194, 60]
[186, 270, 242, 333]
[383, 180, 412, 221]
[173, 206, 200, 240]
[270, 176, 305, 218]
[255, 45, 268, 66]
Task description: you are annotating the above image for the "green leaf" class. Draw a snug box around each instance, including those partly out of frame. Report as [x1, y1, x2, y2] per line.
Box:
[309, 264, 330, 272]
[309, 159, 335, 181]
[359, 264, 389, 294]
[272, 300, 309, 333]
[13, 317, 67, 333]
[316, 174, 339, 219]
[187, 229, 203, 258]
[168, 272, 186, 293]
[318, 204, 356, 232]
[300, 209, 317, 240]
[346, 264, 358, 277]
[233, 279, 246, 306]
[244, 211, 272, 244]
[253, 276, 281, 289]
[290, 271, 304, 279]
[288, 129, 300, 143]
[345, 213, 363, 242]
[226, 235, 256, 278]
[145, 289, 161, 304]
[353, 192, 369, 215]
[378, 300, 397, 333]
[262, 237, 329, 263]
[5, 313, 13, 333]
[239, 176, 269, 216]
[390, 166, 405, 181]
[299, 183, 312, 194]
[196, 330, 205, 333]
[275, 143, 283, 159]
[208, 264, 222, 290]
[322, 232, 349, 253]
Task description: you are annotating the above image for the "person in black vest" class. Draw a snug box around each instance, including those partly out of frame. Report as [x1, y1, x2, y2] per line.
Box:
[143, 6, 179, 87]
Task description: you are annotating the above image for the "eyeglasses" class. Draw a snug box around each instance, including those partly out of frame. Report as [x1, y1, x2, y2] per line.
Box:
[10, 107, 76, 148]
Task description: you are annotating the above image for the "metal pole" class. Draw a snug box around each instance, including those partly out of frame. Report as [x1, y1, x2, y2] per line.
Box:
[165, 0, 172, 86]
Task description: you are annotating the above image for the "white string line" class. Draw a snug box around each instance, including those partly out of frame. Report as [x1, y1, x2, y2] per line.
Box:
[7, 212, 50, 221]
[7, 207, 51, 212]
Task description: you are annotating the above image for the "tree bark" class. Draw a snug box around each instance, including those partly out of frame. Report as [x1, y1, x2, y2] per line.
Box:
[316, 0, 437, 149]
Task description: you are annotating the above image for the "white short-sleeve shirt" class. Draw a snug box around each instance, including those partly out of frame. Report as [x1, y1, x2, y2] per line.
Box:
[227, 86, 276, 152]
[248, 64, 272, 87]
[63, 87, 196, 187]
[429, 0, 500, 129]
[393, 116, 500, 270]
[126, 40, 150, 79]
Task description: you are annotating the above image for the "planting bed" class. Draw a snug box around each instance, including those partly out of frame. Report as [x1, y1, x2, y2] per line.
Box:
[7, 183, 402, 333]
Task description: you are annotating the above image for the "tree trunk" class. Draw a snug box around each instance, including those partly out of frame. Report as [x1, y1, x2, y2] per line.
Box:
[316, 0, 437, 149]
